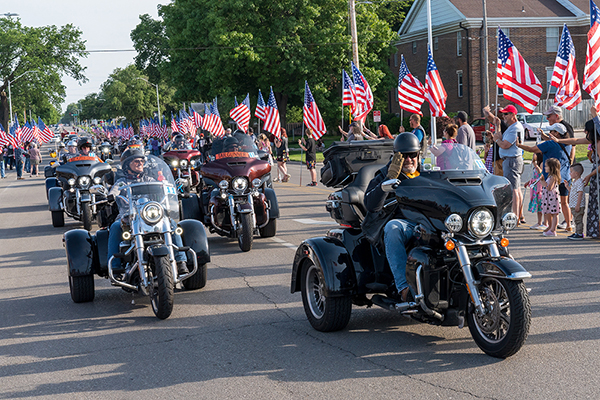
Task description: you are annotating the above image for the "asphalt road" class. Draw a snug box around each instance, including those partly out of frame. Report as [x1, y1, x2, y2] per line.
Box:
[1, 157, 599, 399]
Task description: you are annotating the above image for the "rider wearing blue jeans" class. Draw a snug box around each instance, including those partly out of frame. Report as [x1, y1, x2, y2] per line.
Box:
[107, 148, 188, 274]
[364, 133, 422, 302]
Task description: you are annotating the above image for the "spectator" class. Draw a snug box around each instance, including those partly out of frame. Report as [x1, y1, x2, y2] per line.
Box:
[338, 122, 364, 141]
[518, 123, 572, 232]
[378, 124, 394, 139]
[524, 153, 545, 230]
[14, 144, 25, 180]
[540, 158, 561, 237]
[298, 128, 318, 186]
[455, 111, 476, 150]
[493, 105, 524, 221]
[274, 128, 291, 183]
[483, 106, 507, 176]
[7, 144, 15, 170]
[28, 143, 42, 176]
[482, 130, 494, 173]
[566, 163, 586, 240]
[1, 145, 6, 178]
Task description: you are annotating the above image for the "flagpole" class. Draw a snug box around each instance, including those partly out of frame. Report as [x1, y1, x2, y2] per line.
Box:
[493, 27, 500, 174]
[299, 123, 305, 187]
[427, 0, 436, 145]
[341, 70, 344, 134]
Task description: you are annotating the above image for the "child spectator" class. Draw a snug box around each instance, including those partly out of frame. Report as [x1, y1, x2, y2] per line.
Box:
[567, 163, 586, 240]
[540, 158, 561, 236]
[525, 153, 545, 230]
[483, 130, 494, 173]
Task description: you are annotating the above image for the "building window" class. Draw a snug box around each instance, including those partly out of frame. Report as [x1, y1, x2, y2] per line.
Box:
[394, 52, 398, 67]
[457, 32, 462, 56]
[546, 67, 557, 94]
[412, 41, 417, 54]
[503, 28, 510, 38]
[434, 37, 438, 51]
[457, 70, 463, 98]
[546, 27, 560, 52]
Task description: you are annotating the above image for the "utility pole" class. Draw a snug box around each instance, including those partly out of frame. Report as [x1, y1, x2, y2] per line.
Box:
[482, 0, 490, 108]
[349, 0, 359, 68]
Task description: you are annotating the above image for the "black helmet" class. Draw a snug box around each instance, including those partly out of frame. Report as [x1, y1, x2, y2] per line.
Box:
[77, 137, 93, 151]
[223, 136, 240, 152]
[120, 148, 146, 171]
[393, 132, 421, 154]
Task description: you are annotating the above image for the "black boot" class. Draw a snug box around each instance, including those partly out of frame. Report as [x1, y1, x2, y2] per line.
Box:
[177, 261, 189, 275]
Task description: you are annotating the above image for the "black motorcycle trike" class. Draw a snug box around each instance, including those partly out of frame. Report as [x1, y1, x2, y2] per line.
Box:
[46, 155, 112, 230]
[291, 141, 532, 358]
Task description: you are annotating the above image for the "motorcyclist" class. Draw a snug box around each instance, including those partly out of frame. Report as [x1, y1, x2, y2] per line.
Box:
[172, 134, 190, 150]
[77, 137, 97, 157]
[363, 132, 422, 302]
[222, 136, 240, 152]
[106, 148, 189, 275]
[60, 140, 78, 164]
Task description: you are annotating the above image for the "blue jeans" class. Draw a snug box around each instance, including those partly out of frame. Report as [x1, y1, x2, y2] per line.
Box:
[0, 157, 4, 178]
[24, 158, 30, 173]
[383, 219, 417, 292]
[107, 219, 186, 271]
[16, 159, 23, 178]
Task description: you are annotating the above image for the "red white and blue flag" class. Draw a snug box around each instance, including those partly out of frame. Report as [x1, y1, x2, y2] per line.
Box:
[255, 89, 267, 122]
[0, 124, 8, 147]
[170, 111, 178, 133]
[342, 69, 357, 115]
[20, 120, 35, 143]
[551, 25, 581, 110]
[263, 88, 281, 139]
[303, 81, 326, 140]
[210, 98, 225, 138]
[10, 116, 22, 146]
[351, 62, 373, 121]
[230, 93, 251, 133]
[584, 0, 600, 111]
[189, 106, 203, 129]
[497, 28, 542, 113]
[425, 45, 447, 117]
[397, 55, 426, 115]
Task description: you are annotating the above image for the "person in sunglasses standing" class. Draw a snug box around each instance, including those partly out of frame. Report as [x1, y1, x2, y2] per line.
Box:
[363, 133, 422, 302]
[492, 105, 525, 220]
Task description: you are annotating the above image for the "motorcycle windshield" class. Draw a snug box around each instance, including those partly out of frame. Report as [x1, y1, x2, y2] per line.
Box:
[210, 134, 260, 160]
[427, 143, 487, 171]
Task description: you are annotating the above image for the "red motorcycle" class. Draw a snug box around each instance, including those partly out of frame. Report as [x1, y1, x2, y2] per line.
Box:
[162, 148, 203, 197]
[193, 134, 279, 251]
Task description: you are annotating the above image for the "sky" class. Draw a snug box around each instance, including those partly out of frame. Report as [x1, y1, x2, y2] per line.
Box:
[0, 0, 169, 112]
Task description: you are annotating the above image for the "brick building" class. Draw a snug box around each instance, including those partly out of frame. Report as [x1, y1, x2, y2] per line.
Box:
[389, 0, 591, 120]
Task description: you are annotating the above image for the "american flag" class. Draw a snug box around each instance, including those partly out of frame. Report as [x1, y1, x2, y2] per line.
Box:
[20, 120, 35, 143]
[230, 93, 251, 133]
[397, 55, 426, 115]
[342, 69, 356, 115]
[552, 25, 581, 110]
[255, 89, 267, 122]
[351, 62, 373, 121]
[171, 111, 178, 133]
[190, 106, 203, 129]
[10, 116, 22, 146]
[210, 98, 225, 138]
[584, 0, 600, 111]
[39, 118, 53, 143]
[425, 46, 447, 117]
[263, 87, 281, 139]
[0, 124, 8, 147]
[497, 28, 542, 113]
[303, 81, 326, 140]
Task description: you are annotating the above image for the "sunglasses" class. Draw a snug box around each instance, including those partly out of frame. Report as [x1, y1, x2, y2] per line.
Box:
[403, 152, 419, 159]
[130, 159, 145, 164]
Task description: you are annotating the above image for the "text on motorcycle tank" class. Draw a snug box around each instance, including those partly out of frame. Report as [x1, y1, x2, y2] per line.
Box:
[216, 151, 251, 159]
[68, 156, 101, 162]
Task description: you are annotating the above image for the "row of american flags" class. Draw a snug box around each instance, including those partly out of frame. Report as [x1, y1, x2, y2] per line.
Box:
[0, 115, 54, 147]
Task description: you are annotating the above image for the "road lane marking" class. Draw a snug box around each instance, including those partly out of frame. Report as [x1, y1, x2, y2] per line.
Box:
[293, 218, 337, 226]
[270, 237, 298, 250]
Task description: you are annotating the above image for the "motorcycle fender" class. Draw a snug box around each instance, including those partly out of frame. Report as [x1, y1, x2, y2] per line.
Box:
[291, 237, 356, 296]
[148, 245, 170, 257]
[179, 219, 211, 265]
[264, 188, 279, 218]
[64, 229, 94, 276]
[48, 187, 63, 212]
[94, 228, 110, 274]
[80, 193, 91, 203]
[236, 202, 253, 214]
[474, 257, 532, 280]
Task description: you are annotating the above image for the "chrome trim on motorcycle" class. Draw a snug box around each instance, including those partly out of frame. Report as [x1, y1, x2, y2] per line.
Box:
[209, 204, 230, 235]
[415, 265, 444, 320]
[506, 271, 532, 279]
[174, 247, 198, 284]
[107, 255, 139, 291]
[455, 244, 485, 315]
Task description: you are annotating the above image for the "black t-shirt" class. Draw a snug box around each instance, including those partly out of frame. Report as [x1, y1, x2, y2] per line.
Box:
[305, 137, 316, 162]
[559, 120, 575, 138]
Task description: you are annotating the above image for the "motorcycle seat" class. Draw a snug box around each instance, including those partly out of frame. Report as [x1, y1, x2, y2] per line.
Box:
[340, 164, 384, 222]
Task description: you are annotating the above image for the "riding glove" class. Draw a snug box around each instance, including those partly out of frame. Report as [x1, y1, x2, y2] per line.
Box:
[386, 153, 404, 180]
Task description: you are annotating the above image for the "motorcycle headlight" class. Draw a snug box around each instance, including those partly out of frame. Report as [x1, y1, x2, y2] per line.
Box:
[102, 148, 109, 153]
[68, 178, 76, 186]
[179, 159, 188, 168]
[252, 178, 261, 188]
[444, 214, 463, 233]
[469, 208, 494, 237]
[502, 212, 518, 231]
[232, 177, 248, 193]
[171, 160, 178, 167]
[219, 180, 229, 190]
[78, 176, 91, 188]
[141, 202, 164, 225]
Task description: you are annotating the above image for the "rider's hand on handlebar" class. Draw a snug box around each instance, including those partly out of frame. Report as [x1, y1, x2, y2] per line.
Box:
[387, 153, 404, 180]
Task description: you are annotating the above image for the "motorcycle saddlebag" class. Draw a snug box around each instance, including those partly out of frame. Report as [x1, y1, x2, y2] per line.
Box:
[320, 140, 394, 188]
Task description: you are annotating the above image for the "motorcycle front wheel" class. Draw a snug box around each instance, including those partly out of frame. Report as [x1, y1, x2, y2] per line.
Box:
[467, 277, 531, 358]
[81, 202, 93, 231]
[301, 261, 351, 332]
[149, 256, 175, 319]
[237, 213, 253, 252]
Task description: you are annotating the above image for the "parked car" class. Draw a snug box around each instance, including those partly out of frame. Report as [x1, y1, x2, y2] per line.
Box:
[470, 118, 486, 142]
[516, 113, 549, 140]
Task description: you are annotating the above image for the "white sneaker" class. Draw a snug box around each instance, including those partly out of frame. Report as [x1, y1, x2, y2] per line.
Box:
[530, 223, 547, 230]
[557, 221, 567, 230]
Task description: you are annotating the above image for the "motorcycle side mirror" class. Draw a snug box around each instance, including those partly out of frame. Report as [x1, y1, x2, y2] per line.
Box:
[89, 185, 108, 196]
[381, 179, 400, 193]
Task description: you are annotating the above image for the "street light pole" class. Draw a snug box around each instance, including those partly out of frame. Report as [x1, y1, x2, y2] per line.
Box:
[8, 70, 39, 126]
[349, 0, 360, 68]
[136, 77, 160, 123]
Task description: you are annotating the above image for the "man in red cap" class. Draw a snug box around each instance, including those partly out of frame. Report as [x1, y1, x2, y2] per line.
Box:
[493, 104, 525, 220]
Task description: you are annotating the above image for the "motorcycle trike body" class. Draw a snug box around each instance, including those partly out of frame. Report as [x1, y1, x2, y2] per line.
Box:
[63, 155, 210, 319]
[291, 142, 532, 358]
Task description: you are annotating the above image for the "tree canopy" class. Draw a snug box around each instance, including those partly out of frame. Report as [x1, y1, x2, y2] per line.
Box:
[0, 17, 87, 130]
[132, 0, 397, 129]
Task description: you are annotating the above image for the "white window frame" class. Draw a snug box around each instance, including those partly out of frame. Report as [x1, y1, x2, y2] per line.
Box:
[546, 27, 560, 52]
[546, 67, 557, 94]
[412, 41, 417, 54]
[434, 36, 438, 51]
[457, 70, 463, 98]
[457, 31, 462, 56]
[394, 52, 398, 67]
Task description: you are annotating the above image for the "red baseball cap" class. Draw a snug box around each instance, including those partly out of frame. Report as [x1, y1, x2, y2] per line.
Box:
[499, 105, 518, 114]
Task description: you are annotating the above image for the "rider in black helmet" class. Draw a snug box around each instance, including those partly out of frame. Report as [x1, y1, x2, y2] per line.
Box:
[77, 137, 96, 157]
[363, 132, 422, 302]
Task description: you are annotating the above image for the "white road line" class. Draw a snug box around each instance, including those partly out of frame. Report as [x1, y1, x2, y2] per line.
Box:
[270, 237, 298, 250]
[293, 218, 337, 225]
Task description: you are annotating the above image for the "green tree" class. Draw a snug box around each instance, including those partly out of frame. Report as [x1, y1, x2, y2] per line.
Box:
[375, 0, 415, 33]
[133, 0, 396, 131]
[130, 14, 169, 84]
[0, 17, 87, 132]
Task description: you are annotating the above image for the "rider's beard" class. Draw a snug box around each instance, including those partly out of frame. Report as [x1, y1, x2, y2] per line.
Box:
[402, 164, 417, 174]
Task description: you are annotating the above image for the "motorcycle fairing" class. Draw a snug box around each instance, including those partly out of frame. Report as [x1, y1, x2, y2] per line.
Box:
[64, 229, 94, 277]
